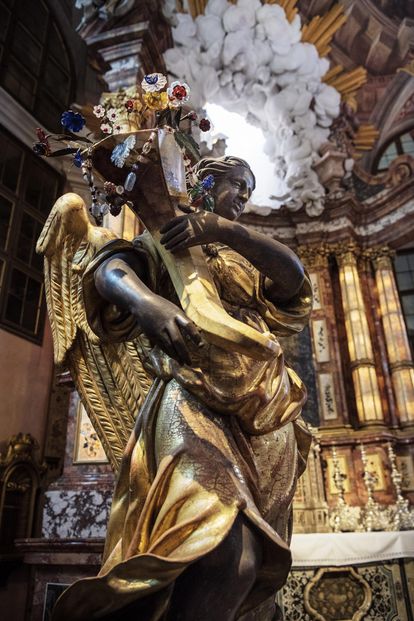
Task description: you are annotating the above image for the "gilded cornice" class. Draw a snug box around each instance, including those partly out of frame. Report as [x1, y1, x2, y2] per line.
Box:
[362, 245, 395, 271]
[331, 241, 361, 267]
[297, 244, 331, 269]
[298, 242, 384, 269]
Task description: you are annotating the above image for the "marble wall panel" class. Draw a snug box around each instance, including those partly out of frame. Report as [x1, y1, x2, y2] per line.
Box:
[279, 326, 319, 427]
[42, 490, 112, 539]
[318, 373, 338, 421]
[311, 319, 331, 363]
[397, 455, 414, 491]
[309, 272, 322, 310]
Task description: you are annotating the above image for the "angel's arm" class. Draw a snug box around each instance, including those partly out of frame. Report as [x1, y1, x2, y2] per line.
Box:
[95, 252, 201, 365]
[159, 213, 304, 303]
[213, 219, 304, 303]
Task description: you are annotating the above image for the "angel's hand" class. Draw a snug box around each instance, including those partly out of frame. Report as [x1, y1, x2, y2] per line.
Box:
[138, 294, 202, 365]
[95, 255, 202, 366]
[159, 212, 224, 252]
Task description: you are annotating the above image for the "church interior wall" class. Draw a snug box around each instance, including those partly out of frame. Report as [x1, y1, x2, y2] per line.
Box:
[0, 326, 53, 455]
[0, 0, 413, 619]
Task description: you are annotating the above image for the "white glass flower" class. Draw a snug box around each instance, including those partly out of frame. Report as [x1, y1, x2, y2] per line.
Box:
[141, 73, 168, 93]
[100, 123, 113, 134]
[106, 108, 119, 122]
[93, 104, 105, 118]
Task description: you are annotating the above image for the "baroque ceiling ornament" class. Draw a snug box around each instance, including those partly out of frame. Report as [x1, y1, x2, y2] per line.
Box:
[163, 0, 351, 216]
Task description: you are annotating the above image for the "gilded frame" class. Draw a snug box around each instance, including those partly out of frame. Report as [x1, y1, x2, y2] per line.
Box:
[304, 566, 372, 621]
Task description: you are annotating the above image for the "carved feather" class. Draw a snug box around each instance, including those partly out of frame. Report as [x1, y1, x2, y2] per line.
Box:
[37, 193, 152, 471]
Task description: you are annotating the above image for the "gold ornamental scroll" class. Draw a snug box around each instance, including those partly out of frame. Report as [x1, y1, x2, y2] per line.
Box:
[92, 128, 277, 361]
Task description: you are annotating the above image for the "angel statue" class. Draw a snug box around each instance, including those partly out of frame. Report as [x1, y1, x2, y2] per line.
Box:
[36, 121, 312, 621]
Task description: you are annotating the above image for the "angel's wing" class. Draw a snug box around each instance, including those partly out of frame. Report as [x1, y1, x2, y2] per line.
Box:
[37, 193, 152, 471]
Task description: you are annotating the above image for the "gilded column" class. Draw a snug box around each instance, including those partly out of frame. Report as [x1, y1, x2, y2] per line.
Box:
[334, 243, 384, 424]
[371, 247, 414, 425]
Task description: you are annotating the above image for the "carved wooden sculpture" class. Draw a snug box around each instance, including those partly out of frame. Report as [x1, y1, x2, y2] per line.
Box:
[37, 135, 312, 621]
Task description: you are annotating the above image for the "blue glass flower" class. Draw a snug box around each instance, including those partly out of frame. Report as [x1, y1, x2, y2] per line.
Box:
[202, 174, 215, 191]
[73, 149, 83, 168]
[110, 135, 136, 168]
[141, 73, 167, 93]
[61, 110, 86, 133]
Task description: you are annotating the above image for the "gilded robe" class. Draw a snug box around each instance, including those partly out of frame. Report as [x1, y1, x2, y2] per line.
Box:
[53, 232, 312, 621]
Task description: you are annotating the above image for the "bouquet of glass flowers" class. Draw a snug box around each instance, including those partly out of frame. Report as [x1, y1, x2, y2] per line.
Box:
[33, 73, 214, 223]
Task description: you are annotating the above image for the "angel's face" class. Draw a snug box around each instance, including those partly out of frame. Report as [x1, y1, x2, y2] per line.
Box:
[211, 166, 254, 221]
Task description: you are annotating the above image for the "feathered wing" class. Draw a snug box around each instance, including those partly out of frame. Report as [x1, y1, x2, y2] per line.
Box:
[37, 193, 152, 471]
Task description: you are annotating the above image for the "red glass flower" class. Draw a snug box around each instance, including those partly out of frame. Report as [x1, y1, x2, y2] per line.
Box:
[172, 85, 188, 100]
[199, 118, 211, 132]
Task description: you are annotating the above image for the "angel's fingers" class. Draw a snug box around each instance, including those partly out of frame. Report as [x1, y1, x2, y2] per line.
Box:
[165, 239, 194, 253]
[175, 315, 202, 346]
[166, 326, 191, 366]
[163, 230, 191, 251]
[160, 221, 188, 244]
[157, 332, 177, 361]
[159, 215, 188, 234]
[176, 203, 194, 214]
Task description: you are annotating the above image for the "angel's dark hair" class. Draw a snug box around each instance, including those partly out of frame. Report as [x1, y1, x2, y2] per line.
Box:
[191, 156, 256, 190]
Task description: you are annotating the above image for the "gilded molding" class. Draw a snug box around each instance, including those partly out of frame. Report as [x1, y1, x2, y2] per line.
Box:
[301, 4, 347, 58]
[0, 433, 47, 543]
[389, 360, 414, 372]
[349, 359, 376, 370]
[0, 433, 46, 471]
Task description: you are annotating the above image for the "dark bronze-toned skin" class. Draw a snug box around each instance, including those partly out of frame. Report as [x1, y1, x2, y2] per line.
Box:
[94, 163, 303, 620]
[160, 166, 304, 303]
[95, 165, 304, 365]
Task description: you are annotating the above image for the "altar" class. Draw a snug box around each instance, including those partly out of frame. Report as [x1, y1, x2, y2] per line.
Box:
[279, 531, 414, 620]
[13, 531, 413, 621]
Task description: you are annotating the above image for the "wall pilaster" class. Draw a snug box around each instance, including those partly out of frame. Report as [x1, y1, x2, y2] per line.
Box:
[370, 247, 414, 426]
[298, 245, 349, 427]
[334, 243, 385, 425]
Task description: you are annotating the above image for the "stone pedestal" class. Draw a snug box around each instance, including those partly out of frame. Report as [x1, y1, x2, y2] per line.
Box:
[14, 538, 104, 621]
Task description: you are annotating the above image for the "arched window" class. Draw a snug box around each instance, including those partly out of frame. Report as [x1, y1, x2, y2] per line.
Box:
[0, 0, 73, 131]
[374, 128, 414, 173]
[0, 126, 62, 342]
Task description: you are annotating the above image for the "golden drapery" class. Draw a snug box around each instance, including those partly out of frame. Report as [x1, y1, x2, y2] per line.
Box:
[52, 233, 313, 621]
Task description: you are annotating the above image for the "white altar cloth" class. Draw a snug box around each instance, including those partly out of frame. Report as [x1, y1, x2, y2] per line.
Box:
[290, 530, 414, 567]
